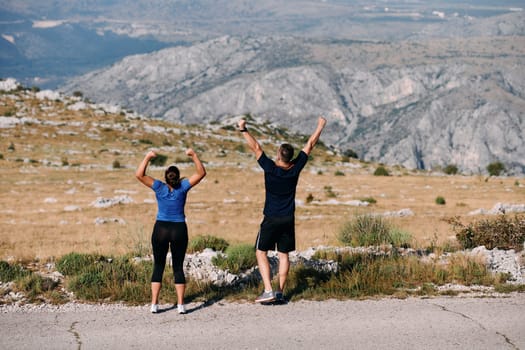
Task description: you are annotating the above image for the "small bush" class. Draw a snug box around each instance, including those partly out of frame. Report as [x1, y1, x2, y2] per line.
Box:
[188, 235, 229, 253]
[343, 149, 359, 159]
[487, 161, 505, 176]
[291, 251, 499, 300]
[0, 261, 29, 281]
[150, 154, 168, 167]
[359, 197, 377, 204]
[17, 274, 58, 299]
[338, 214, 412, 248]
[56, 252, 104, 276]
[324, 186, 337, 198]
[447, 215, 525, 251]
[443, 164, 458, 175]
[373, 166, 390, 176]
[334, 170, 345, 176]
[67, 255, 139, 301]
[139, 139, 153, 145]
[388, 228, 413, 248]
[435, 196, 446, 205]
[0, 261, 60, 302]
[112, 160, 121, 169]
[306, 193, 314, 204]
[212, 244, 256, 274]
[8, 142, 15, 151]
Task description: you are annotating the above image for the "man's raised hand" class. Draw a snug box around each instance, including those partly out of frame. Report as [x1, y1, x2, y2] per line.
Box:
[238, 119, 247, 130]
[318, 116, 327, 128]
[185, 148, 196, 157]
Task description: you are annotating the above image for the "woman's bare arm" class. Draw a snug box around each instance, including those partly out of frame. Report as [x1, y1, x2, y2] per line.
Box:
[186, 148, 206, 187]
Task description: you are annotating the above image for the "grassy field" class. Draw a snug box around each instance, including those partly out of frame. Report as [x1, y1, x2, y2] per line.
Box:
[1, 89, 524, 262]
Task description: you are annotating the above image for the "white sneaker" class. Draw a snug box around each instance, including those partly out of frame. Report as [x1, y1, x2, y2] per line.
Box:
[150, 304, 158, 313]
[177, 304, 186, 314]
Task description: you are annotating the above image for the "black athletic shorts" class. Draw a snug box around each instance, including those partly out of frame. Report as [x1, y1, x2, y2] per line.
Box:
[255, 215, 295, 253]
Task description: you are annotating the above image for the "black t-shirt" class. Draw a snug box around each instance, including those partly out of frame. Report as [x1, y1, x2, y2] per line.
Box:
[257, 150, 308, 217]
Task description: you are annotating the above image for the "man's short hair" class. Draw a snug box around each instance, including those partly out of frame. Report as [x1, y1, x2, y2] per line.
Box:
[279, 143, 294, 163]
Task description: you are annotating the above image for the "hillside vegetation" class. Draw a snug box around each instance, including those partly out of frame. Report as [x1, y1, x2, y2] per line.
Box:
[0, 86, 524, 261]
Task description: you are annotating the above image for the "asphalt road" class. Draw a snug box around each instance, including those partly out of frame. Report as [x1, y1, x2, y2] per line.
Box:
[1, 294, 524, 350]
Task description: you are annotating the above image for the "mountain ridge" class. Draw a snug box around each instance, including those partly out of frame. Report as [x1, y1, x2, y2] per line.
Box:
[62, 33, 525, 175]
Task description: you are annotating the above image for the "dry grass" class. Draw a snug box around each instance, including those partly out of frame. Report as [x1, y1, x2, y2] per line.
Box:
[1, 90, 524, 261]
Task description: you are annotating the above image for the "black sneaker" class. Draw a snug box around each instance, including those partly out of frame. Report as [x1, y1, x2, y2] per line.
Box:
[274, 291, 287, 304]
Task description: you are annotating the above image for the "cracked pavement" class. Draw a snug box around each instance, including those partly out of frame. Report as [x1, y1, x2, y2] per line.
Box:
[1, 294, 524, 350]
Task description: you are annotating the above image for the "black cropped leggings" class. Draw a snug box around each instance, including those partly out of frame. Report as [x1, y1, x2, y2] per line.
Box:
[151, 220, 188, 284]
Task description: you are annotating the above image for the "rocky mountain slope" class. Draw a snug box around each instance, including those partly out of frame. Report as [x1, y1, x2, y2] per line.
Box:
[62, 28, 525, 174]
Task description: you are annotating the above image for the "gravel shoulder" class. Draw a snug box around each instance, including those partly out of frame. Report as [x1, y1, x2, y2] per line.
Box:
[1, 294, 524, 350]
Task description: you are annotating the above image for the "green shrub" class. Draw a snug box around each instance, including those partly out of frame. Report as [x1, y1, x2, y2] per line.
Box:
[0, 261, 60, 302]
[447, 215, 525, 251]
[112, 160, 121, 169]
[139, 139, 153, 145]
[443, 164, 458, 175]
[150, 154, 168, 167]
[334, 170, 345, 176]
[388, 228, 413, 249]
[487, 162, 505, 176]
[67, 255, 138, 301]
[338, 214, 412, 247]
[324, 186, 337, 198]
[373, 166, 390, 176]
[56, 252, 104, 276]
[17, 274, 58, 299]
[343, 149, 359, 159]
[188, 235, 229, 253]
[0, 261, 29, 281]
[287, 251, 499, 300]
[359, 197, 377, 204]
[212, 244, 256, 274]
[435, 196, 446, 205]
[306, 193, 314, 204]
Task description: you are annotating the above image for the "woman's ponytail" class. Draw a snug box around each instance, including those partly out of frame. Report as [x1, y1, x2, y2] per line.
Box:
[165, 166, 181, 189]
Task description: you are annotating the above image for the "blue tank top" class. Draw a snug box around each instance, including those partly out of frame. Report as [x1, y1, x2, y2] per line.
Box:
[152, 179, 191, 222]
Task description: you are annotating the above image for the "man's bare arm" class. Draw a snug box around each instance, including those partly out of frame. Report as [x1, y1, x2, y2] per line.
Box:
[302, 116, 327, 156]
[238, 119, 263, 160]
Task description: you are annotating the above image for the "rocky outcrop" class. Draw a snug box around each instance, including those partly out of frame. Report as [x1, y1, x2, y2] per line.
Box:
[62, 32, 525, 174]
